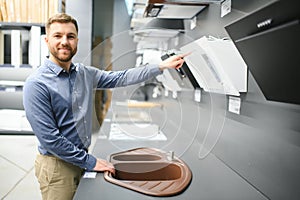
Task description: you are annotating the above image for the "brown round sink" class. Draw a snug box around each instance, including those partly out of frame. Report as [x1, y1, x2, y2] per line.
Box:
[104, 147, 192, 196]
[112, 154, 161, 161]
[113, 162, 182, 181]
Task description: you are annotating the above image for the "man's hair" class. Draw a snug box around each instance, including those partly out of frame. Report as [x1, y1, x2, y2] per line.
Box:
[46, 13, 78, 34]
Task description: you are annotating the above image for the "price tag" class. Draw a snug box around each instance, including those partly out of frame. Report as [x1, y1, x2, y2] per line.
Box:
[228, 96, 241, 114]
[221, 0, 231, 18]
[83, 171, 97, 179]
[194, 88, 201, 102]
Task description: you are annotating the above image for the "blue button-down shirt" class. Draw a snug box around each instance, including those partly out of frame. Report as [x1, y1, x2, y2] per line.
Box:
[23, 58, 161, 170]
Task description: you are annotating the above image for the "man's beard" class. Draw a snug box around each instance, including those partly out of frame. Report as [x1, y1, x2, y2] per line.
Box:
[50, 46, 77, 63]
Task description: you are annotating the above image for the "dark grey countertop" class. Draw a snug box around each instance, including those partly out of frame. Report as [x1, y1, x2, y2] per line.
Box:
[74, 139, 265, 200]
[74, 96, 267, 200]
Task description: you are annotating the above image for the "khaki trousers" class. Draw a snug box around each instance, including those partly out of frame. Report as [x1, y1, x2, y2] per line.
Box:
[35, 154, 84, 200]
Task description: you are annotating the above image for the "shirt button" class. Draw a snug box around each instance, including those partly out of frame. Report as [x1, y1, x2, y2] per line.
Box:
[78, 106, 82, 109]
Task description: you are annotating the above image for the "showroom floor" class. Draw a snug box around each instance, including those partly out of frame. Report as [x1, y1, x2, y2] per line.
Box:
[0, 133, 98, 200]
[0, 135, 41, 200]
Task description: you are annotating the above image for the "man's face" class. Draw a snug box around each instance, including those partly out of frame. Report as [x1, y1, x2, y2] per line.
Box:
[45, 22, 78, 64]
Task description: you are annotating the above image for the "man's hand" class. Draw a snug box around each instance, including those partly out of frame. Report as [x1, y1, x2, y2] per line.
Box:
[158, 52, 191, 71]
[93, 158, 115, 175]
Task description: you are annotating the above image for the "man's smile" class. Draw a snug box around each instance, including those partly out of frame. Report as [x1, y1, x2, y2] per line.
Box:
[58, 47, 71, 52]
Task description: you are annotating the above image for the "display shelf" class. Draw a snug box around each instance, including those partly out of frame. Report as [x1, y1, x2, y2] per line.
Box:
[0, 22, 45, 32]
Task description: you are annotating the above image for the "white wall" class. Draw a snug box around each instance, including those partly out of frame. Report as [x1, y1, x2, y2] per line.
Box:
[66, 0, 92, 65]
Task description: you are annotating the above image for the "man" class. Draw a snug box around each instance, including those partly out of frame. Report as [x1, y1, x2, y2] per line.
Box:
[23, 13, 188, 200]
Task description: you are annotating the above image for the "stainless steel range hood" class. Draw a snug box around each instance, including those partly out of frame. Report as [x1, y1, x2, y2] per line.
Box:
[145, 0, 210, 19]
[146, 4, 207, 19]
[147, 0, 222, 5]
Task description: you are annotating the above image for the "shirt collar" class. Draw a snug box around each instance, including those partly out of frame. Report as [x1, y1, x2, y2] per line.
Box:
[44, 58, 76, 76]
